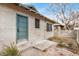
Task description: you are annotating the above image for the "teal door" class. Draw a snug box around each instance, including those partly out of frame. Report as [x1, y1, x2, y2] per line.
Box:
[16, 14, 28, 42]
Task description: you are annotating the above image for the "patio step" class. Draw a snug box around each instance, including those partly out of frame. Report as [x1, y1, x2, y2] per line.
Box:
[17, 42, 32, 52]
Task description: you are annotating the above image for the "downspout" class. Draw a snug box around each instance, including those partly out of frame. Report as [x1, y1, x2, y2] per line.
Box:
[44, 20, 46, 40]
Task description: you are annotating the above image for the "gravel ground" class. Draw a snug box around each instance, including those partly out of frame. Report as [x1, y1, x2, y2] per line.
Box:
[21, 44, 77, 56]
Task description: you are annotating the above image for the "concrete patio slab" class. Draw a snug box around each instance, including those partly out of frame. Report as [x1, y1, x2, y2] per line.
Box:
[32, 40, 57, 51]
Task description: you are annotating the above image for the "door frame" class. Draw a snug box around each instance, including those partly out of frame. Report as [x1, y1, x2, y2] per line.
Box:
[16, 14, 28, 43]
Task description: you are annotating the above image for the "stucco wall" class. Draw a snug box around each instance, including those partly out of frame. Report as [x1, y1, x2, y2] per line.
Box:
[0, 5, 30, 46]
[29, 16, 45, 42]
[0, 5, 16, 46]
[0, 5, 54, 48]
[29, 15, 54, 43]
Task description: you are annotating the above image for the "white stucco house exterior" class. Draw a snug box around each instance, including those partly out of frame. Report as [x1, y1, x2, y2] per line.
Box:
[0, 3, 56, 51]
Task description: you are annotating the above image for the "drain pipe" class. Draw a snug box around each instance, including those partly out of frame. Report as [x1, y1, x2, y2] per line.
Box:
[44, 20, 46, 40]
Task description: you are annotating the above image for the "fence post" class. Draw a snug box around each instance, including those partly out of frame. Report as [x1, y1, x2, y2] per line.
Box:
[77, 30, 79, 44]
[74, 28, 79, 44]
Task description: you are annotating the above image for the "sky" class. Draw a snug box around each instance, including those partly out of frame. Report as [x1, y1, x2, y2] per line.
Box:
[26, 3, 79, 24]
[31, 3, 51, 17]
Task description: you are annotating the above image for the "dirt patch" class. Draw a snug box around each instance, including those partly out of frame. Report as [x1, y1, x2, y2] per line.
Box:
[48, 35, 79, 54]
[21, 45, 77, 56]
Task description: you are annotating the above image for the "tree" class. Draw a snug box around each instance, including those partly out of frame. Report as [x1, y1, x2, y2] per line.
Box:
[46, 4, 79, 54]
[46, 3, 79, 30]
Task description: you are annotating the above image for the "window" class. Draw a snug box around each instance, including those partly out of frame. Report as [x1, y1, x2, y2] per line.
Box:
[47, 23, 52, 31]
[35, 18, 40, 28]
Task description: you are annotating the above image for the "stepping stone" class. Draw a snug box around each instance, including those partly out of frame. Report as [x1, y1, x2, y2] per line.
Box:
[33, 40, 56, 51]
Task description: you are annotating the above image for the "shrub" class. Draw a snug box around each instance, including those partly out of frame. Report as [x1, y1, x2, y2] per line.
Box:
[57, 42, 69, 48]
[48, 35, 77, 45]
[0, 43, 20, 56]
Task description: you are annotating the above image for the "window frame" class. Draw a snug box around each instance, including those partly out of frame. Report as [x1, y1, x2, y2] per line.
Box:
[47, 23, 52, 32]
[35, 18, 40, 28]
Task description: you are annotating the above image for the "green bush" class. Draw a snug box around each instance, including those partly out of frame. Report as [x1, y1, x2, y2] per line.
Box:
[1, 43, 20, 56]
[57, 42, 69, 48]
